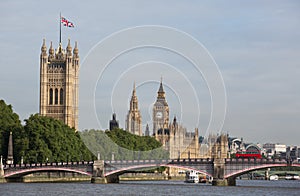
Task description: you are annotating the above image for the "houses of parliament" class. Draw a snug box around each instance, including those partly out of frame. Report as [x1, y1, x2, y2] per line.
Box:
[39, 39, 79, 130]
[39, 39, 200, 160]
[120, 78, 200, 160]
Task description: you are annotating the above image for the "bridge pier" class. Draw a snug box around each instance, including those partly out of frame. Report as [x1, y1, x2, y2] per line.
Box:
[91, 174, 120, 184]
[105, 174, 119, 183]
[212, 177, 236, 186]
[91, 160, 120, 183]
[91, 160, 106, 183]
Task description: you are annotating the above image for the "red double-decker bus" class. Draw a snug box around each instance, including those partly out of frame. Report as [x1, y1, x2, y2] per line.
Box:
[235, 151, 262, 159]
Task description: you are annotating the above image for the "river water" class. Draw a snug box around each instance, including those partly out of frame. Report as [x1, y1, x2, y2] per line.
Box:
[0, 180, 299, 196]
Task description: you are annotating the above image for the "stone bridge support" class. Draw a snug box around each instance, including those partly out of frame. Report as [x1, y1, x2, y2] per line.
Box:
[212, 158, 236, 186]
[91, 160, 119, 183]
[91, 160, 106, 183]
[211, 134, 236, 186]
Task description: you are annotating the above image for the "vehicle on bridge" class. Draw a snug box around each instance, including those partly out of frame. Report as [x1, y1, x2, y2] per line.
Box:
[235, 150, 262, 159]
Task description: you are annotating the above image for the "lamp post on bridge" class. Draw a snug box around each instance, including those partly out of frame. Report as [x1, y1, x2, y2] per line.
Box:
[111, 152, 114, 161]
[97, 151, 101, 160]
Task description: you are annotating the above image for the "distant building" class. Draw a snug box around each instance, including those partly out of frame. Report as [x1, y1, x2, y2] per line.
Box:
[152, 78, 169, 135]
[152, 80, 200, 159]
[145, 124, 150, 136]
[228, 137, 245, 154]
[39, 39, 79, 130]
[155, 116, 200, 159]
[202, 134, 229, 158]
[263, 143, 286, 158]
[109, 113, 119, 130]
[125, 83, 142, 136]
[286, 146, 300, 161]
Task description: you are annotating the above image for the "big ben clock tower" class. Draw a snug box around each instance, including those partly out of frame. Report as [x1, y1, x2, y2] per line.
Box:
[153, 78, 169, 135]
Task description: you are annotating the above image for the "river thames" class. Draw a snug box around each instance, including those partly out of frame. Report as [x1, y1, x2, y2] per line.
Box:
[0, 180, 300, 195]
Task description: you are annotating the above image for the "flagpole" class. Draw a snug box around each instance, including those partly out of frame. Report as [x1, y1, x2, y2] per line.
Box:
[59, 12, 62, 44]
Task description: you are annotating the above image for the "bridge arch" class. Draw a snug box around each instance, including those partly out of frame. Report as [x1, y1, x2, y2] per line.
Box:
[225, 164, 300, 179]
[4, 167, 92, 178]
[105, 163, 212, 177]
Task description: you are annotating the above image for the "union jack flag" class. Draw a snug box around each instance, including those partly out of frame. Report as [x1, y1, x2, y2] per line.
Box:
[61, 17, 75, 28]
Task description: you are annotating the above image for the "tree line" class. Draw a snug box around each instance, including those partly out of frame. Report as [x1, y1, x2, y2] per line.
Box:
[80, 128, 169, 160]
[0, 99, 168, 164]
[0, 100, 94, 164]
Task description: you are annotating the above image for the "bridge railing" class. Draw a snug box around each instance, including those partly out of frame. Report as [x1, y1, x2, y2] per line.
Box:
[3, 161, 94, 169]
[225, 158, 291, 164]
[105, 158, 214, 165]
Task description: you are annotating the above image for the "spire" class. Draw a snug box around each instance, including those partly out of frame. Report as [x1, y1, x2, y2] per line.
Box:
[66, 39, 72, 56]
[130, 82, 138, 111]
[48, 41, 54, 59]
[157, 77, 166, 100]
[6, 132, 13, 165]
[73, 41, 79, 57]
[133, 81, 136, 96]
[158, 77, 164, 93]
[57, 42, 63, 54]
[49, 41, 54, 54]
[41, 39, 47, 55]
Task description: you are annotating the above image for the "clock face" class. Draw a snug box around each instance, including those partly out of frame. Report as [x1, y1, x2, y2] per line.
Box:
[156, 112, 162, 119]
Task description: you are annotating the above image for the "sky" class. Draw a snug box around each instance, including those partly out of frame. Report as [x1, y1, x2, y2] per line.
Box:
[0, 0, 300, 145]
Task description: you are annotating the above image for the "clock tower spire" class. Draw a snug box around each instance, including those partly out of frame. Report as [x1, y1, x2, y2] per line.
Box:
[153, 77, 169, 136]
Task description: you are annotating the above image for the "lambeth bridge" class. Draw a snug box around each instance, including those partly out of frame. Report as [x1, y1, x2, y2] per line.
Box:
[1, 158, 299, 186]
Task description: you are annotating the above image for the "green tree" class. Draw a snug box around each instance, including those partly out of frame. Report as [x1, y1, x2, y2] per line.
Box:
[80, 128, 169, 160]
[0, 100, 24, 163]
[22, 114, 95, 163]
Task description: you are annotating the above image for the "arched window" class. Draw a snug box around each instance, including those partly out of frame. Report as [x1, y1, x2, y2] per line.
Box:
[55, 88, 58, 104]
[49, 88, 53, 105]
[60, 88, 64, 105]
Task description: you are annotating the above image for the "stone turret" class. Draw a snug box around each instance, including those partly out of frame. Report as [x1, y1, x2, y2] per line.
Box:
[48, 41, 54, 60]
[66, 39, 72, 56]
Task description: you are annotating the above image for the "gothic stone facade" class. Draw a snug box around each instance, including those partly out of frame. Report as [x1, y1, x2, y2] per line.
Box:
[39, 39, 79, 130]
[125, 83, 142, 136]
[153, 80, 200, 160]
[152, 79, 169, 136]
